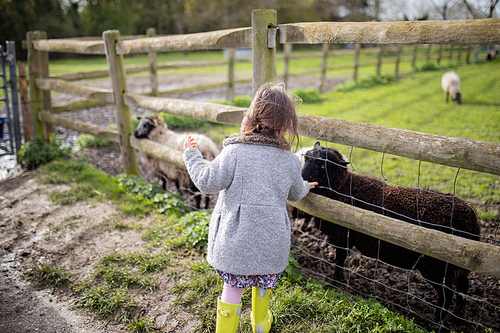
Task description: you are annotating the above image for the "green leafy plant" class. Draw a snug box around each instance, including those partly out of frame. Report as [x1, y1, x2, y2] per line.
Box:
[169, 210, 211, 249]
[292, 88, 321, 104]
[282, 254, 302, 282]
[116, 174, 188, 216]
[159, 112, 211, 131]
[232, 95, 253, 108]
[414, 61, 438, 72]
[18, 135, 72, 170]
[76, 134, 111, 148]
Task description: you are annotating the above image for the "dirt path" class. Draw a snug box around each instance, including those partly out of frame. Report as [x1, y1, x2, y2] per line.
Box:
[0, 171, 199, 333]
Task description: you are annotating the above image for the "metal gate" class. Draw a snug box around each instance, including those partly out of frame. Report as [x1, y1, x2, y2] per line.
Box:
[0, 41, 21, 157]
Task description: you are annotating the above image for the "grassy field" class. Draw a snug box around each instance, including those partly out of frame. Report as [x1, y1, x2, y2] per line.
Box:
[297, 58, 500, 220]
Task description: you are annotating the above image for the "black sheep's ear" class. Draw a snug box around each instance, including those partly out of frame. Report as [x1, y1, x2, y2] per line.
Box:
[314, 141, 321, 149]
[329, 152, 349, 167]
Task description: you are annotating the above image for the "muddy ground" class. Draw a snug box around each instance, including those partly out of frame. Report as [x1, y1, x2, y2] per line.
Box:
[1, 73, 498, 333]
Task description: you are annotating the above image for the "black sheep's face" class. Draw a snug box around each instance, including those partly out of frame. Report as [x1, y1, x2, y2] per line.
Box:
[301, 142, 349, 187]
[455, 92, 462, 104]
[134, 117, 155, 139]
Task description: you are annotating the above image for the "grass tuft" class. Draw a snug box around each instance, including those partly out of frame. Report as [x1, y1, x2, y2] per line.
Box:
[25, 262, 70, 287]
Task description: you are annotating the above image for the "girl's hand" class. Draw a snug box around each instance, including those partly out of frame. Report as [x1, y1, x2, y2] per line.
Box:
[309, 182, 318, 189]
[184, 135, 197, 151]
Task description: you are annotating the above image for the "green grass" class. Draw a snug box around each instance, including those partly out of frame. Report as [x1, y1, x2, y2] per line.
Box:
[25, 263, 71, 287]
[296, 58, 500, 218]
[174, 260, 425, 333]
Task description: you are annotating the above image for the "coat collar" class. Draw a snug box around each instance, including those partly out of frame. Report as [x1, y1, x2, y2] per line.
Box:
[223, 133, 289, 150]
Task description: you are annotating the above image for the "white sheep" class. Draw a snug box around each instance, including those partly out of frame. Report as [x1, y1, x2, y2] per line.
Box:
[134, 115, 220, 209]
[487, 48, 498, 60]
[441, 71, 462, 104]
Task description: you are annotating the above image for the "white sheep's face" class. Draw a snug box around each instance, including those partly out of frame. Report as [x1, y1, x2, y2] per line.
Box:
[134, 117, 156, 139]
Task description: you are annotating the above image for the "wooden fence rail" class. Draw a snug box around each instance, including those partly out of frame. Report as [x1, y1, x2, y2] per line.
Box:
[278, 19, 500, 44]
[36, 76, 500, 176]
[28, 13, 500, 281]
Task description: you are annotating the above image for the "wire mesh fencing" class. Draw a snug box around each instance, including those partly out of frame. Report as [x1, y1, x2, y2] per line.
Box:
[291, 143, 500, 333]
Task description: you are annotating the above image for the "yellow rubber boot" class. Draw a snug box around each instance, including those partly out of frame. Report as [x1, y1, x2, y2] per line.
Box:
[216, 298, 241, 333]
[250, 287, 273, 333]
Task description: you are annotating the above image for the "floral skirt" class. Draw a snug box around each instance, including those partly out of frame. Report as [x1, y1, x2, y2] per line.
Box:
[216, 270, 281, 290]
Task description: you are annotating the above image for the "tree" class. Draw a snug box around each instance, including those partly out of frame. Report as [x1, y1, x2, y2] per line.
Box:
[81, 0, 140, 36]
[0, 0, 35, 57]
[0, 0, 81, 59]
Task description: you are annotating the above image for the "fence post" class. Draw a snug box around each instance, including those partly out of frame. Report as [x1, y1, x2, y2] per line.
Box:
[320, 43, 329, 92]
[395, 44, 402, 79]
[457, 45, 463, 62]
[376, 45, 383, 76]
[353, 43, 361, 81]
[426, 44, 431, 62]
[411, 44, 417, 69]
[437, 45, 443, 64]
[283, 43, 292, 87]
[27, 31, 50, 141]
[6, 41, 21, 153]
[226, 48, 235, 101]
[448, 44, 453, 61]
[103, 30, 139, 176]
[147, 27, 158, 97]
[17, 61, 32, 143]
[252, 9, 277, 95]
[466, 46, 472, 64]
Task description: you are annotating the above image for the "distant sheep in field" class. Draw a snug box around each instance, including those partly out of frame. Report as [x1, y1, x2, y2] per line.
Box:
[487, 47, 498, 60]
[301, 142, 480, 320]
[134, 115, 220, 209]
[441, 71, 462, 104]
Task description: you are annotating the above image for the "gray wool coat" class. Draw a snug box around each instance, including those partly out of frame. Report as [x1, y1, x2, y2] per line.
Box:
[183, 133, 310, 276]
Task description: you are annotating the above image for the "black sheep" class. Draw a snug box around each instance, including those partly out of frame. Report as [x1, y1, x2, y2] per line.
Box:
[301, 142, 480, 320]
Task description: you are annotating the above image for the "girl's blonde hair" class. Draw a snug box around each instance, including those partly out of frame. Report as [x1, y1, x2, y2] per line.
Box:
[240, 83, 300, 150]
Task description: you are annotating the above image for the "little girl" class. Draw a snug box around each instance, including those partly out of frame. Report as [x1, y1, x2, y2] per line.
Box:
[183, 83, 317, 333]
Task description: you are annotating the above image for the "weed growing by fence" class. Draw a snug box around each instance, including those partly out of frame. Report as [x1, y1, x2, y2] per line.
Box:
[292, 88, 322, 104]
[116, 173, 188, 216]
[168, 210, 211, 249]
[334, 74, 397, 92]
[18, 135, 72, 170]
[76, 133, 111, 148]
[413, 61, 459, 72]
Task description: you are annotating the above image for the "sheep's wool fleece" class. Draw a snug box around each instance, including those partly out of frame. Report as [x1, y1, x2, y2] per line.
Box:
[183, 133, 310, 275]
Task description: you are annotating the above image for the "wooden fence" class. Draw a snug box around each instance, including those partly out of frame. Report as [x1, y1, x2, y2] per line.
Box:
[27, 12, 500, 283]
[47, 38, 478, 98]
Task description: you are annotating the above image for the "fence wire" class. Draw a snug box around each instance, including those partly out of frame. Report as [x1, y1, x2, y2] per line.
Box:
[291, 143, 500, 333]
